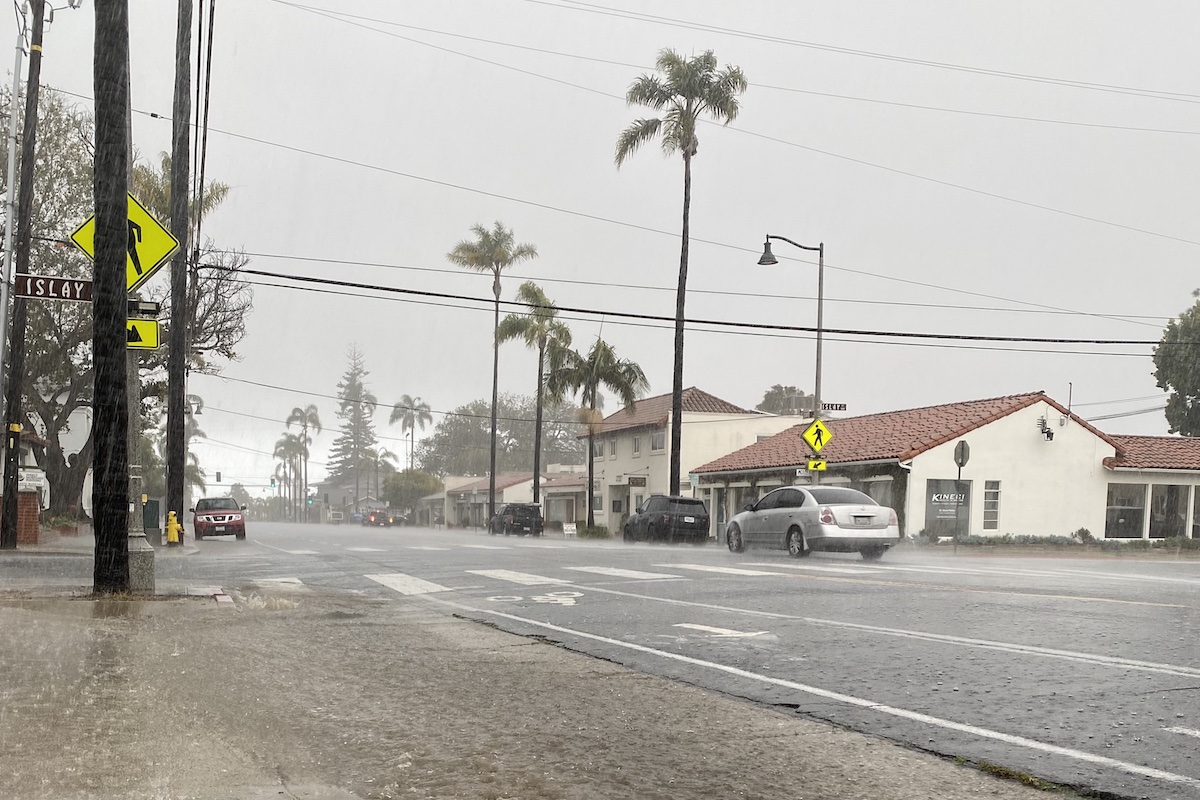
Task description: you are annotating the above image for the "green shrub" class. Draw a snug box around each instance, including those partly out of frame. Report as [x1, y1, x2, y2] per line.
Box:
[579, 524, 611, 539]
[1071, 527, 1095, 544]
[1157, 536, 1200, 550]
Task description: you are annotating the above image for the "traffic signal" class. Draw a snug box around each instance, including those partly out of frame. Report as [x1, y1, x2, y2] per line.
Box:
[307, 497, 313, 505]
[270, 477, 276, 489]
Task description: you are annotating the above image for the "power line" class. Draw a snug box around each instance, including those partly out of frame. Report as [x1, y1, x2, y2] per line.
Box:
[50, 84, 1169, 330]
[208, 262, 1172, 347]
[1072, 393, 1166, 408]
[1084, 404, 1167, 422]
[274, 2, 1200, 137]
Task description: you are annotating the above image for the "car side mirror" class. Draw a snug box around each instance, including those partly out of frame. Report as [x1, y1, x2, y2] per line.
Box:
[241, 505, 248, 511]
[188, 507, 195, 513]
[743, 502, 754, 512]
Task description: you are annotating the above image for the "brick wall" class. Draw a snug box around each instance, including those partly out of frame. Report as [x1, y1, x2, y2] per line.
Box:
[16, 491, 39, 545]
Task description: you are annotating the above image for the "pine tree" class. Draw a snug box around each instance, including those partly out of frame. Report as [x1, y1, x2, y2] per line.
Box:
[328, 346, 379, 509]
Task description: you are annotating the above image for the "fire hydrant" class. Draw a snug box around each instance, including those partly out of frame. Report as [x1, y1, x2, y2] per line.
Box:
[166, 510, 182, 547]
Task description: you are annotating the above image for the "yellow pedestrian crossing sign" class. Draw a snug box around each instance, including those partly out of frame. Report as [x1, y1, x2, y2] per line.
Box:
[127, 319, 160, 350]
[801, 419, 832, 453]
[70, 194, 180, 294]
[807, 460, 827, 471]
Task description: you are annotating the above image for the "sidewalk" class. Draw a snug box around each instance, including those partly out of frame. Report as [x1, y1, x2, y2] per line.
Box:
[14, 525, 199, 557]
[0, 585, 1085, 800]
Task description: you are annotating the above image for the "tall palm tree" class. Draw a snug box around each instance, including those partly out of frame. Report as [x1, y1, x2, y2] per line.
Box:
[362, 447, 398, 504]
[273, 432, 305, 521]
[286, 404, 322, 522]
[447, 221, 538, 523]
[615, 49, 747, 495]
[497, 281, 572, 504]
[389, 394, 432, 470]
[547, 337, 648, 528]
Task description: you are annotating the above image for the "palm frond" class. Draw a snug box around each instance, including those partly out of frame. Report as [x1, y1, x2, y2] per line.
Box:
[615, 117, 663, 167]
[625, 74, 671, 109]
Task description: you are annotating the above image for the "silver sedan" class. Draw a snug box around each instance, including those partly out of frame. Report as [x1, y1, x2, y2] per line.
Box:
[726, 486, 900, 561]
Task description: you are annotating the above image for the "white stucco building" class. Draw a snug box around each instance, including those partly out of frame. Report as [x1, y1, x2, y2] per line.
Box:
[692, 391, 1200, 541]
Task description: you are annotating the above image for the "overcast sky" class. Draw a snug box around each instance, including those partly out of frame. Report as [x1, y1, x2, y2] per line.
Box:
[6, 1, 1198, 497]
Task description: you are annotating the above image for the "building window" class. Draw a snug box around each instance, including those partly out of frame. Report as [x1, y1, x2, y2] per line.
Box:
[609, 437, 617, 457]
[983, 481, 1000, 530]
[592, 495, 603, 510]
[611, 498, 622, 514]
[1105, 483, 1145, 538]
[592, 438, 604, 458]
[651, 429, 666, 451]
[1150, 484, 1187, 538]
[632, 436, 641, 456]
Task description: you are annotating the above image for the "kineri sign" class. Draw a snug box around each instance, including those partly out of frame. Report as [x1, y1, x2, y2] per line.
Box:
[14, 275, 93, 302]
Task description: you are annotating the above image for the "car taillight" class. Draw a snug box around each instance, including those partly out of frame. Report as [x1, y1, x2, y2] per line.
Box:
[506, 515, 514, 524]
[889, 509, 898, 525]
[819, 507, 834, 525]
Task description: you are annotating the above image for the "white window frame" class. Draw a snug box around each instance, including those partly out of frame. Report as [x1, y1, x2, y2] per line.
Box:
[651, 429, 666, 452]
[983, 480, 1000, 530]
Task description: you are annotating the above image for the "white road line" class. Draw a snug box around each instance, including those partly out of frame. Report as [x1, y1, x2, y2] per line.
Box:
[459, 544, 511, 550]
[281, 549, 319, 555]
[423, 594, 1200, 789]
[657, 563, 785, 577]
[566, 566, 684, 580]
[345, 547, 386, 552]
[1054, 569, 1200, 586]
[365, 573, 452, 596]
[466, 569, 571, 586]
[757, 563, 886, 575]
[674, 623, 768, 638]
[406, 546, 451, 551]
[1164, 726, 1200, 740]
[573, 584, 1200, 679]
[255, 577, 303, 585]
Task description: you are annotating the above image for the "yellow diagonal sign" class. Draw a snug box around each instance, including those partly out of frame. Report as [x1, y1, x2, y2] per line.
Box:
[807, 460, 827, 471]
[127, 319, 160, 350]
[801, 419, 832, 453]
[70, 194, 180, 294]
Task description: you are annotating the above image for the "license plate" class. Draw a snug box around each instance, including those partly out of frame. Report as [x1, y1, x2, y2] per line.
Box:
[854, 518, 870, 526]
[215, 526, 226, 532]
[684, 516, 695, 523]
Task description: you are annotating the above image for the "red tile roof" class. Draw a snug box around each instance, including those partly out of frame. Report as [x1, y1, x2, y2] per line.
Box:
[1105, 435, 1200, 470]
[591, 387, 756, 436]
[694, 392, 1120, 474]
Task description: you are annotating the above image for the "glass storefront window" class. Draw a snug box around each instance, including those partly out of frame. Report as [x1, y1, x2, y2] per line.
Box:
[1105, 484, 1145, 538]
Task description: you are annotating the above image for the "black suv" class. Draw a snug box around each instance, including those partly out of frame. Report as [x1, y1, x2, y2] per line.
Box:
[624, 495, 710, 544]
[488, 503, 543, 537]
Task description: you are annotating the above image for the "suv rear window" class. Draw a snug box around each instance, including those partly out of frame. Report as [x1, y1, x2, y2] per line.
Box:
[506, 505, 539, 518]
[667, 499, 706, 514]
[807, 487, 876, 506]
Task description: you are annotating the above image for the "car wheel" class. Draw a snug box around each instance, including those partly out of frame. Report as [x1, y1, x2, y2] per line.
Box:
[235, 531, 246, 541]
[623, 525, 635, 543]
[648, 524, 659, 542]
[861, 546, 885, 562]
[727, 525, 745, 553]
[787, 527, 809, 558]
[194, 531, 203, 541]
[503, 525, 511, 537]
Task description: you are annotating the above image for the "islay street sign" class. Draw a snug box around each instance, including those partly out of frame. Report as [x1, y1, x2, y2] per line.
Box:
[14, 275, 92, 302]
[801, 419, 832, 454]
[69, 193, 180, 293]
[127, 319, 160, 350]
[821, 402, 847, 412]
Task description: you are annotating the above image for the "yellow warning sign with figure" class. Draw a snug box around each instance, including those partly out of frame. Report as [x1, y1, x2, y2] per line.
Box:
[801, 419, 832, 454]
[70, 194, 180, 293]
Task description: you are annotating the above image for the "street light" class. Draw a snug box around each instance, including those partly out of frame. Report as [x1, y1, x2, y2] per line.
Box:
[759, 235, 825, 481]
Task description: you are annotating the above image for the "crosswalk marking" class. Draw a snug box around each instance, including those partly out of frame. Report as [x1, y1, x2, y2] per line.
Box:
[656, 564, 785, 577]
[365, 573, 452, 596]
[281, 549, 318, 555]
[1164, 726, 1200, 740]
[345, 547, 385, 552]
[467, 569, 571, 586]
[406, 546, 451, 551]
[256, 577, 303, 585]
[460, 544, 511, 550]
[747, 563, 884, 575]
[565, 566, 683, 580]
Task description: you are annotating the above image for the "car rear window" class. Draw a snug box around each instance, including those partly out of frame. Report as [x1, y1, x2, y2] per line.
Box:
[807, 487, 877, 506]
[197, 498, 238, 511]
[509, 506, 539, 517]
[667, 499, 707, 514]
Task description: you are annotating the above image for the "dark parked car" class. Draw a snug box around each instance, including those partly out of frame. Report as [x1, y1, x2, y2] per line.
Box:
[488, 503, 543, 536]
[362, 508, 394, 527]
[191, 496, 247, 541]
[624, 495, 710, 544]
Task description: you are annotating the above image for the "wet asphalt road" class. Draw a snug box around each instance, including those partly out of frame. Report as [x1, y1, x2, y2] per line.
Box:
[10, 522, 1200, 798]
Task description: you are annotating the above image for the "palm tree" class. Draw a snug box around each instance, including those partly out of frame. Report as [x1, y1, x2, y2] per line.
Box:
[547, 337, 648, 528]
[447, 221, 538, 523]
[362, 447, 398, 505]
[389, 394, 432, 470]
[286, 404, 322, 522]
[497, 281, 572, 504]
[273, 432, 305, 521]
[615, 49, 747, 495]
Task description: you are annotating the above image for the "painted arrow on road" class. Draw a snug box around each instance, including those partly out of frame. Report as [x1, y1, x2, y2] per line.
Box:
[673, 623, 769, 638]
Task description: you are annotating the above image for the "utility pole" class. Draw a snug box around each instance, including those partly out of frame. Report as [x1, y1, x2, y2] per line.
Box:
[165, 0, 192, 531]
[0, 8, 29, 415]
[0, 0, 45, 551]
[92, 0, 131, 592]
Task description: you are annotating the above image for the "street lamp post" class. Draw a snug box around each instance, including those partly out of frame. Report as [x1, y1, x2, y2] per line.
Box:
[758, 235, 825, 481]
